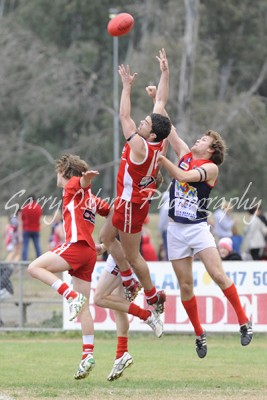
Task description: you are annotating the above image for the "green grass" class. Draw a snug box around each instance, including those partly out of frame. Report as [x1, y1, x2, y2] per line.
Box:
[0, 332, 266, 400]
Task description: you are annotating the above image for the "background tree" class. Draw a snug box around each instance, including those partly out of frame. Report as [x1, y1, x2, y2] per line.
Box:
[0, 0, 266, 214]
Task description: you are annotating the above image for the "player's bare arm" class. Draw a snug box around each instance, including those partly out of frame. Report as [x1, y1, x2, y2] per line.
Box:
[118, 64, 138, 139]
[118, 64, 147, 160]
[80, 170, 99, 188]
[153, 48, 169, 115]
[168, 126, 190, 159]
[146, 85, 189, 158]
[159, 155, 218, 185]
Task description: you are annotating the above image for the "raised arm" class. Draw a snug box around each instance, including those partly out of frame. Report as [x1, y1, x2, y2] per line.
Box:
[146, 85, 190, 159]
[80, 170, 99, 188]
[153, 48, 169, 115]
[118, 64, 138, 141]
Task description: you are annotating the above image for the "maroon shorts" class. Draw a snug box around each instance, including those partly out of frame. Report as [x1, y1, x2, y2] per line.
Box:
[112, 198, 150, 233]
[53, 241, 96, 282]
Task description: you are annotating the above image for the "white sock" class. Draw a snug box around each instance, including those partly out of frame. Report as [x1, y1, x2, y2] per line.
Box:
[51, 279, 63, 291]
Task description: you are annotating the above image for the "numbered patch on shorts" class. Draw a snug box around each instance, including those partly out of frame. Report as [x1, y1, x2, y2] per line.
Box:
[83, 209, 95, 224]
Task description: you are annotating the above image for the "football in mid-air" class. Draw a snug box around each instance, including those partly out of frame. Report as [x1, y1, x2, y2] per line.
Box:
[107, 13, 134, 37]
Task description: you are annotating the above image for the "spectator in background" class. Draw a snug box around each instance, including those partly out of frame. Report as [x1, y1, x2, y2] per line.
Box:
[1, 212, 22, 299]
[213, 201, 235, 241]
[48, 212, 65, 250]
[218, 237, 242, 261]
[5, 212, 22, 262]
[256, 205, 267, 227]
[242, 206, 267, 260]
[0, 265, 14, 299]
[21, 195, 42, 261]
[231, 225, 243, 256]
[158, 190, 169, 260]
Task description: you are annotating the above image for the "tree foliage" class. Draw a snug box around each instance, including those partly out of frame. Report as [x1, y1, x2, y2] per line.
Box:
[0, 0, 267, 213]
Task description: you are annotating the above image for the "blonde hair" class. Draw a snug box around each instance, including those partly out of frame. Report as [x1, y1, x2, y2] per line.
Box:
[205, 130, 227, 165]
[55, 154, 88, 179]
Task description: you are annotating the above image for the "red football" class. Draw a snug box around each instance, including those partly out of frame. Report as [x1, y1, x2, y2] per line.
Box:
[107, 13, 134, 37]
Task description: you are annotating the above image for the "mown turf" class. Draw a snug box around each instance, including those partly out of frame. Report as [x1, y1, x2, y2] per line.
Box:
[0, 332, 266, 400]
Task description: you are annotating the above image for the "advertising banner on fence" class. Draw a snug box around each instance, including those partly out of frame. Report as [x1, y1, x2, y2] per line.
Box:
[63, 261, 267, 332]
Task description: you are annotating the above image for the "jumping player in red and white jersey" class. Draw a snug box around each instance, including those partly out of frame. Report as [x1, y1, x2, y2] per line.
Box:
[158, 122, 253, 357]
[28, 154, 164, 381]
[28, 154, 110, 380]
[100, 49, 171, 317]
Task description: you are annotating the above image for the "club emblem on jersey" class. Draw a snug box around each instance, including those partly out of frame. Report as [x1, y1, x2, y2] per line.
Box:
[83, 209, 95, 224]
[138, 176, 155, 189]
[180, 161, 189, 170]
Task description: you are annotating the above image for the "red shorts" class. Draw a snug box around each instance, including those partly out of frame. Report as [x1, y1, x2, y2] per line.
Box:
[53, 241, 96, 282]
[112, 198, 150, 233]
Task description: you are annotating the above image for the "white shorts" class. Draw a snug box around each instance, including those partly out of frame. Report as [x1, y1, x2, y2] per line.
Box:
[167, 221, 216, 260]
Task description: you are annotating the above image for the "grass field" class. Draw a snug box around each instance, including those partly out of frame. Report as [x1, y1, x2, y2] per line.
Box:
[0, 332, 266, 400]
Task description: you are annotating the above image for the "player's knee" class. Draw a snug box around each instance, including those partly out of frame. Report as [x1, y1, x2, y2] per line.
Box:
[210, 271, 225, 287]
[27, 261, 37, 278]
[93, 290, 104, 307]
[99, 230, 114, 248]
[180, 281, 193, 298]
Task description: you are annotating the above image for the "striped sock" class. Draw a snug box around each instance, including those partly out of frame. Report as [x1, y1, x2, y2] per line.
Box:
[82, 344, 94, 359]
[82, 335, 94, 359]
[120, 268, 134, 287]
[52, 280, 77, 300]
[144, 287, 157, 304]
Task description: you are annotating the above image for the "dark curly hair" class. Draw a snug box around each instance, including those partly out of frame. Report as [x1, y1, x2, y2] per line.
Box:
[150, 113, 171, 142]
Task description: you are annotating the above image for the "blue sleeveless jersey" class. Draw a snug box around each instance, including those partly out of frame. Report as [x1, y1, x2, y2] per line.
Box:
[168, 152, 215, 224]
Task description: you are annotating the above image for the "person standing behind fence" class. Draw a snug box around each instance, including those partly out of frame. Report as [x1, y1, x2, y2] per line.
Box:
[21, 195, 42, 261]
[48, 212, 65, 250]
[242, 206, 267, 260]
[5, 212, 22, 262]
[212, 201, 235, 241]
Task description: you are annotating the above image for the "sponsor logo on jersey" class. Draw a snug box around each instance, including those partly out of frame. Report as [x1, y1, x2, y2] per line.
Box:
[180, 161, 189, 170]
[83, 209, 95, 224]
[138, 176, 155, 189]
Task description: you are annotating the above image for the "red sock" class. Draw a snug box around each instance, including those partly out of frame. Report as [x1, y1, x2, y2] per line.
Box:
[116, 336, 128, 359]
[223, 284, 248, 325]
[182, 296, 203, 337]
[128, 303, 150, 321]
[144, 287, 157, 304]
[120, 268, 134, 287]
[57, 283, 77, 300]
[82, 344, 94, 359]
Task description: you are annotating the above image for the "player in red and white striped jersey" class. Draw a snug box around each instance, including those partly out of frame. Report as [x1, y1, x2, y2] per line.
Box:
[28, 154, 164, 380]
[100, 49, 171, 317]
[28, 154, 110, 379]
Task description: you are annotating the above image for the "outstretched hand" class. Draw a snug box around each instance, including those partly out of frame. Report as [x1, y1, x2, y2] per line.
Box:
[118, 64, 138, 87]
[80, 170, 99, 188]
[156, 48, 168, 72]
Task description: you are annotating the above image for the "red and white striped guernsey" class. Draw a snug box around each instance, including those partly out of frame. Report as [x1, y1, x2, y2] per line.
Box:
[62, 176, 110, 248]
[116, 138, 163, 204]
